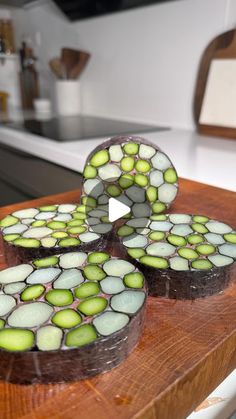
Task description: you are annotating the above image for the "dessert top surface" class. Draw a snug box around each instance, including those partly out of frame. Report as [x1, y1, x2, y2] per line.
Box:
[118, 213, 236, 271]
[0, 251, 146, 352]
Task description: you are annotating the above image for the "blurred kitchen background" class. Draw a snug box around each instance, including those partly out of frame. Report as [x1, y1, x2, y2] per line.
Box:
[0, 0, 235, 206]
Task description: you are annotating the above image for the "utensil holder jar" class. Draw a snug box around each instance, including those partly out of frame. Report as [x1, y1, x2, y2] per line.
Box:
[54, 80, 81, 116]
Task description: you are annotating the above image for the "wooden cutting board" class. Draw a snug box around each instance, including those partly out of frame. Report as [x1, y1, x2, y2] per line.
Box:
[0, 178, 236, 419]
[194, 29, 236, 139]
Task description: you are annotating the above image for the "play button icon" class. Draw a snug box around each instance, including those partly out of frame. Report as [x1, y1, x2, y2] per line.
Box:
[108, 198, 130, 222]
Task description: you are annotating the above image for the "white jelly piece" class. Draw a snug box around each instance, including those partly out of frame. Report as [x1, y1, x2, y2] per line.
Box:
[0, 295, 16, 316]
[93, 312, 129, 336]
[8, 302, 53, 328]
[12, 208, 39, 219]
[103, 260, 135, 277]
[27, 268, 61, 284]
[0, 264, 33, 284]
[111, 290, 145, 314]
[151, 152, 172, 170]
[59, 252, 87, 269]
[53, 269, 84, 289]
[123, 234, 148, 248]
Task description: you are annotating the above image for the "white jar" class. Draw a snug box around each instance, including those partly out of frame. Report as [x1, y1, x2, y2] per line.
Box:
[54, 80, 81, 116]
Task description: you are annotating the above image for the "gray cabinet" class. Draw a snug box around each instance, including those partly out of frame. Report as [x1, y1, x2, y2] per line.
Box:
[0, 144, 82, 206]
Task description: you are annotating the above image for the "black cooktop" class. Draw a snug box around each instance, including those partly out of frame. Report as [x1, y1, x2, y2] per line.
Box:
[3, 115, 168, 142]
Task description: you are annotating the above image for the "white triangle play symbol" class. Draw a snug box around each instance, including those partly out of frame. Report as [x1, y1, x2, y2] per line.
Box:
[108, 198, 130, 222]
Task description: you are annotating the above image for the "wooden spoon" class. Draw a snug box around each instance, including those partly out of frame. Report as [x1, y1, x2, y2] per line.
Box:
[69, 51, 90, 79]
[49, 57, 66, 79]
[61, 48, 80, 78]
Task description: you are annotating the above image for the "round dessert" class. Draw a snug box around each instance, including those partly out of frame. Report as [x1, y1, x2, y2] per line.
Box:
[0, 251, 146, 384]
[83, 136, 178, 219]
[0, 201, 112, 265]
[118, 213, 236, 299]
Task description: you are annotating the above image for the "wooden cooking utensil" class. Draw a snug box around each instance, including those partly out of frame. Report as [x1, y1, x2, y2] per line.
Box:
[49, 57, 66, 79]
[61, 47, 80, 78]
[69, 51, 90, 79]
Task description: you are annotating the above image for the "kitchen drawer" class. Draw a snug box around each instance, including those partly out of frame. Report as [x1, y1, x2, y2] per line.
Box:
[0, 143, 82, 205]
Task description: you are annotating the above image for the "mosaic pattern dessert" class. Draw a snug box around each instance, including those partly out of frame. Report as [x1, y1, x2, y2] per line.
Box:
[0, 251, 146, 383]
[118, 214, 236, 299]
[0, 201, 112, 264]
[83, 136, 178, 217]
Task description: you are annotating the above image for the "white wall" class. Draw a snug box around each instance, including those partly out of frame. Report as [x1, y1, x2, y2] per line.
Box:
[11, 0, 236, 128]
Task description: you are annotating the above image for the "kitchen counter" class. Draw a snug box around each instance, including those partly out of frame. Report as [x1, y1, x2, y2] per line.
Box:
[0, 181, 236, 419]
[0, 124, 235, 191]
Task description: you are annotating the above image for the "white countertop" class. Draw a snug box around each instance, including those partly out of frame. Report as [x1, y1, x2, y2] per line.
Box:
[0, 125, 235, 192]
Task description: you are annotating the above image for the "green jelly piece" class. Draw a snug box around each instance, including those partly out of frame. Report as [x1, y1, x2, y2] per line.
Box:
[106, 185, 121, 197]
[47, 221, 66, 230]
[83, 165, 97, 179]
[33, 256, 59, 267]
[52, 231, 68, 238]
[146, 186, 158, 202]
[31, 220, 46, 227]
[0, 329, 34, 351]
[59, 238, 81, 247]
[151, 202, 166, 213]
[67, 219, 84, 227]
[134, 173, 148, 187]
[140, 255, 168, 269]
[3, 234, 20, 242]
[196, 244, 216, 255]
[0, 215, 18, 228]
[164, 168, 177, 183]
[118, 225, 134, 237]
[167, 235, 186, 247]
[39, 205, 57, 211]
[192, 215, 209, 223]
[90, 150, 109, 167]
[46, 289, 73, 306]
[76, 205, 88, 214]
[187, 234, 204, 245]
[192, 259, 213, 270]
[120, 156, 135, 172]
[88, 252, 110, 264]
[78, 296, 107, 316]
[150, 214, 167, 221]
[124, 272, 144, 288]
[178, 248, 198, 260]
[21, 284, 45, 301]
[127, 248, 146, 259]
[0, 319, 5, 328]
[81, 196, 97, 208]
[14, 238, 40, 248]
[101, 216, 109, 222]
[135, 159, 151, 173]
[52, 309, 82, 328]
[123, 142, 139, 155]
[118, 174, 134, 189]
[149, 231, 165, 241]
[224, 233, 236, 244]
[72, 212, 87, 220]
[192, 223, 208, 234]
[67, 227, 87, 234]
[75, 281, 100, 299]
[66, 324, 97, 347]
[83, 265, 106, 281]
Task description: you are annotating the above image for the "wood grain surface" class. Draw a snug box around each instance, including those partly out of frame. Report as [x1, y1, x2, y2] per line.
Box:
[0, 178, 236, 419]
